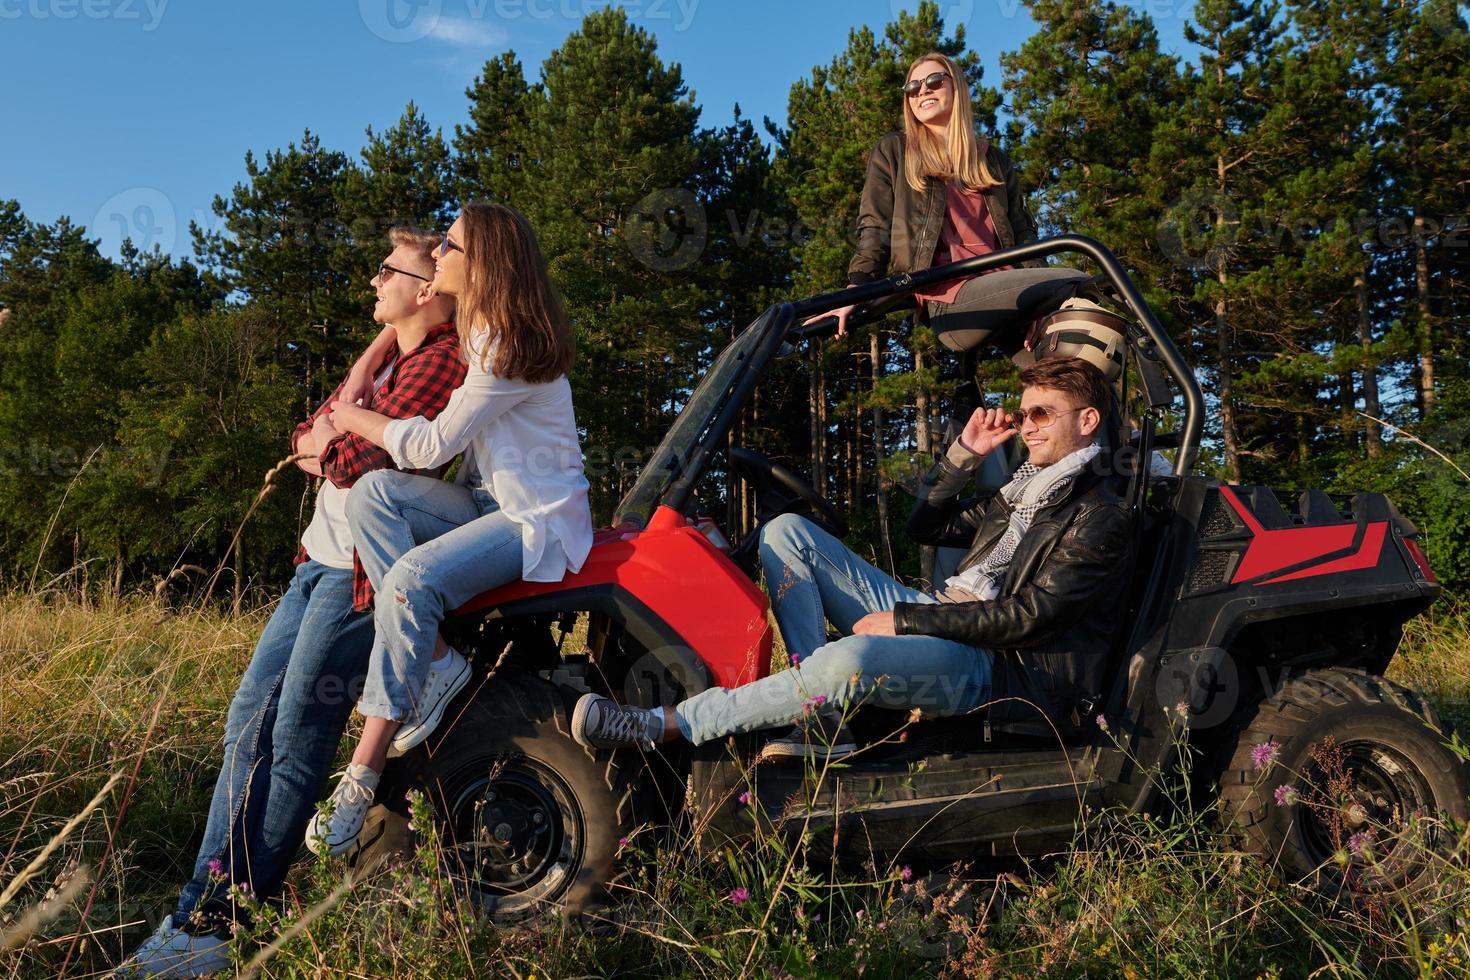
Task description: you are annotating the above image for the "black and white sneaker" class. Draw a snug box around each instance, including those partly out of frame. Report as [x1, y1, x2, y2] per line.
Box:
[571, 694, 663, 749]
[389, 647, 472, 757]
[757, 715, 858, 763]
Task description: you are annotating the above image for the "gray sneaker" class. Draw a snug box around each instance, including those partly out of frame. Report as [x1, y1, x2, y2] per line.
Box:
[571, 693, 663, 749]
[757, 715, 858, 763]
[117, 913, 230, 977]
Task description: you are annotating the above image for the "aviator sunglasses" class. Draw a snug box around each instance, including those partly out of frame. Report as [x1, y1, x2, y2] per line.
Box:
[1005, 406, 1083, 429]
[902, 71, 950, 97]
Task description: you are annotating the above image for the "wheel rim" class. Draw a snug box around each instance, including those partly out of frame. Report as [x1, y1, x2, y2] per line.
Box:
[437, 756, 585, 918]
[1294, 739, 1441, 890]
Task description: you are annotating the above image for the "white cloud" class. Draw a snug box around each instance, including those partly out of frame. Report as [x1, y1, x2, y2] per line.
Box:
[425, 15, 508, 47]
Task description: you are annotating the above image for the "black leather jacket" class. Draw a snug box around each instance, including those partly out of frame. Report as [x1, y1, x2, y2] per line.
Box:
[847, 131, 1043, 287]
[893, 444, 1134, 731]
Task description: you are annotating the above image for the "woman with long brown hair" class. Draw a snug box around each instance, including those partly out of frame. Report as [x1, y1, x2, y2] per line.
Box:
[814, 51, 1084, 351]
[306, 203, 593, 855]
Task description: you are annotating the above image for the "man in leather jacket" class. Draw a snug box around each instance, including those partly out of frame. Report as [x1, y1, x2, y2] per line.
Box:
[570, 358, 1133, 761]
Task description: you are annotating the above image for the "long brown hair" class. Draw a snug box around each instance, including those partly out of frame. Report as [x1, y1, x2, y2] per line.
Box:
[454, 203, 574, 383]
[901, 51, 1001, 194]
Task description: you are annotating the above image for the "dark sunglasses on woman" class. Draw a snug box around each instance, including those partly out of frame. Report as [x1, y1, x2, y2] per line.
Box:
[439, 236, 464, 257]
[902, 71, 950, 97]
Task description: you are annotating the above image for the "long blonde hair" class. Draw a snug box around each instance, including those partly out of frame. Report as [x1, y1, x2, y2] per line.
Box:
[901, 52, 1001, 194]
[454, 203, 573, 383]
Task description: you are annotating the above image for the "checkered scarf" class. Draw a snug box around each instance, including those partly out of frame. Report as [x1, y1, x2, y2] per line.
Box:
[944, 442, 1102, 600]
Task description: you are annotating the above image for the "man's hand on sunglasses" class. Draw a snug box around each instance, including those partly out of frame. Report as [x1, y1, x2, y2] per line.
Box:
[959, 406, 1018, 457]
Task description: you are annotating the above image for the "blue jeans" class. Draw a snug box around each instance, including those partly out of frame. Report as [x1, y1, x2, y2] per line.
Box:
[176, 560, 374, 921]
[673, 514, 993, 745]
[345, 470, 526, 721]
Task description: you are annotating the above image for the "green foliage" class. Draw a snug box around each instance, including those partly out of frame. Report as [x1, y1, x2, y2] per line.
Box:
[0, 1, 1465, 600]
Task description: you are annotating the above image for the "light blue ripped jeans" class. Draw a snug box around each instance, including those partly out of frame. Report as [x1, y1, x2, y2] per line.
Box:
[673, 513, 994, 745]
[345, 470, 525, 721]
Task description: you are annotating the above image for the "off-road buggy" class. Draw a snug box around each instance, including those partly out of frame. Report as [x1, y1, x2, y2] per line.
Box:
[353, 236, 1466, 919]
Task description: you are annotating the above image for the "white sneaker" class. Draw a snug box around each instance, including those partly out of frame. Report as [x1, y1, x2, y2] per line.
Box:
[388, 648, 471, 757]
[117, 913, 230, 977]
[305, 764, 380, 857]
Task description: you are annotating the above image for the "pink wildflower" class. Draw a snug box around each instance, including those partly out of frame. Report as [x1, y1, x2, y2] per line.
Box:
[1348, 832, 1373, 858]
[738, 790, 751, 806]
[898, 731, 909, 743]
[206, 858, 224, 878]
[1251, 741, 1280, 770]
[1096, 714, 1109, 733]
[900, 866, 913, 882]
[790, 652, 800, 666]
[729, 887, 750, 905]
[1273, 785, 1298, 807]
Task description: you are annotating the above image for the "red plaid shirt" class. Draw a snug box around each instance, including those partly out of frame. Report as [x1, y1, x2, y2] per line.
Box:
[293, 321, 467, 611]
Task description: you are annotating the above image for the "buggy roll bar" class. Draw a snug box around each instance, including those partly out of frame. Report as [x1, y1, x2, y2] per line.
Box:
[787, 235, 1205, 478]
[658, 236, 1203, 519]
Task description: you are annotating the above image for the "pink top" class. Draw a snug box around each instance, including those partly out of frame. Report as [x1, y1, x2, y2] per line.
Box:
[914, 183, 1008, 306]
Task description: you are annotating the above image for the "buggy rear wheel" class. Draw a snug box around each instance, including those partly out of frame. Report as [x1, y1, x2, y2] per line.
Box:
[351, 675, 636, 922]
[1219, 667, 1470, 900]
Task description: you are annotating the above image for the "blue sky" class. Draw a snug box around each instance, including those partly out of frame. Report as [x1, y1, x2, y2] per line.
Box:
[1, 0, 1196, 261]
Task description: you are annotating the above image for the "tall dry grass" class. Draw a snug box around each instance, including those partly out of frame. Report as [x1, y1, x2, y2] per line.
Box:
[1, 591, 1468, 978]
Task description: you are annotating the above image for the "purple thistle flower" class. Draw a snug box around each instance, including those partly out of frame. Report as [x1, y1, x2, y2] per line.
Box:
[738, 790, 751, 806]
[618, 836, 629, 848]
[1273, 785, 1298, 807]
[729, 886, 750, 905]
[1348, 831, 1373, 858]
[900, 866, 913, 882]
[898, 731, 909, 743]
[790, 652, 800, 666]
[1096, 714, 1109, 733]
[1251, 741, 1280, 770]
[206, 858, 224, 878]
[855, 908, 865, 920]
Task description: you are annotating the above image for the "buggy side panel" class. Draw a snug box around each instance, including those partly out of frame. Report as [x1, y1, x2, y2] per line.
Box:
[451, 522, 774, 690]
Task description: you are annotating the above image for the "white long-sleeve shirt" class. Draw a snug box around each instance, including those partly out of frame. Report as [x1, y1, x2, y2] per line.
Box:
[381, 333, 593, 582]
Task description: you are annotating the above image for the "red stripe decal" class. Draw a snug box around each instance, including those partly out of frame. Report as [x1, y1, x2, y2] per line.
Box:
[1219, 487, 1388, 584]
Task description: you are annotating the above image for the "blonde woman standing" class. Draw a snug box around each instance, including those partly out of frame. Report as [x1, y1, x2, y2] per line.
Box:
[816, 51, 1084, 352]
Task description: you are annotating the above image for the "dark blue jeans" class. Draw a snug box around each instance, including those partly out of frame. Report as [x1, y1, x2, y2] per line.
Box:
[175, 560, 374, 921]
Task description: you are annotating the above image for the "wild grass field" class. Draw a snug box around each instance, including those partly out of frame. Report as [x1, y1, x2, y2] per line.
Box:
[2, 590, 1469, 978]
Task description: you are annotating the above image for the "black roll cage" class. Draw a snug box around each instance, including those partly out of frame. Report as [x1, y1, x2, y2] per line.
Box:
[657, 235, 1204, 519]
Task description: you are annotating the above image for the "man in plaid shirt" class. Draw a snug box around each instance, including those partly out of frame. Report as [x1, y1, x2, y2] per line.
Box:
[127, 228, 467, 977]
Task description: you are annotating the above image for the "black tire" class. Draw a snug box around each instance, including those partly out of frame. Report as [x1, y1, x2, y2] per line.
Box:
[1218, 667, 1470, 899]
[352, 675, 635, 922]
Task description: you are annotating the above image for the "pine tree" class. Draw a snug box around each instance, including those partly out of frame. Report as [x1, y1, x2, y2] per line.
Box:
[192, 131, 356, 390]
[1148, 0, 1291, 482]
[453, 51, 533, 203]
[498, 9, 710, 518]
[1001, 0, 1180, 271]
[1379, 0, 1470, 417]
[337, 102, 456, 333]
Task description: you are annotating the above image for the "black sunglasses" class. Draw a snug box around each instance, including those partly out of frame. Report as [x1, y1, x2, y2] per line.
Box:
[438, 236, 464, 257]
[376, 262, 431, 283]
[902, 71, 950, 97]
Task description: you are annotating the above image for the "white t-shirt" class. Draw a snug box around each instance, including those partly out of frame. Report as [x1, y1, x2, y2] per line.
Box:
[299, 366, 393, 568]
